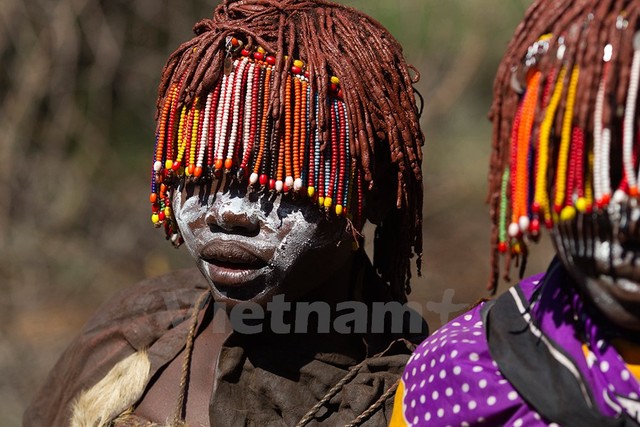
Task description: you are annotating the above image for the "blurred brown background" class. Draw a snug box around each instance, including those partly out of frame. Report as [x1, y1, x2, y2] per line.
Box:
[0, 0, 553, 424]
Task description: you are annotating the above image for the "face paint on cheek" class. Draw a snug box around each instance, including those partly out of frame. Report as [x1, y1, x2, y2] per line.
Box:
[174, 194, 205, 225]
[270, 211, 317, 269]
[266, 212, 353, 302]
[594, 240, 612, 271]
[269, 206, 347, 272]
[173, 192, 209, 260]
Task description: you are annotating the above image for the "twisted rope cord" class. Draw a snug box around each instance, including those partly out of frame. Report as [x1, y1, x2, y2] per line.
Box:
[172, 291, 212, 425]
[296, 360, 400, 426]
[295, 358, 369, 426]
[344, 379, 400, 427]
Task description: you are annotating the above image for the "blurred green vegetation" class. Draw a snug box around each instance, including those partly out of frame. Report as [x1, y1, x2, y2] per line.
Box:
[1, 0, 554, 424]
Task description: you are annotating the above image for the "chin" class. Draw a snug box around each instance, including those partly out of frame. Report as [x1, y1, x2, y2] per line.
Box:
[199, 259, 265, 297]
[196, 260, 283, 306]
[210, 282, 280, 306]
[561, 256, 640, 332]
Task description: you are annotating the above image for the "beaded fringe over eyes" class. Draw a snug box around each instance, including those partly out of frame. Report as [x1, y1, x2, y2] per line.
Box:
[489, 1, 640, 291]
[150, 39, 358, 246]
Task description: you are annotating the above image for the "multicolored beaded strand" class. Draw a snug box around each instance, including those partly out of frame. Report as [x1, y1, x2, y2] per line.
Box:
[151, 41, 355, 242]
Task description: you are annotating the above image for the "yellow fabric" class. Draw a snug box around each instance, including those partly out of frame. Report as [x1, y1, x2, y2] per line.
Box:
[388, 379, 409, 427]
[628, 362, 640, 382]
[583, 343, 640, 382]
[612, 340, 640, 381]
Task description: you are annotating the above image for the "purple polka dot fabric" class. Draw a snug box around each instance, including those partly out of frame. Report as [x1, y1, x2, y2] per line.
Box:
[392, 265, 640, 426]
[397, 298, 547, 426]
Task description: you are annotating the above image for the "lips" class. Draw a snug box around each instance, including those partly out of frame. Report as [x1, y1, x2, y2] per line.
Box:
[202, 242, 266, 266]
[198, 240, 272, 288]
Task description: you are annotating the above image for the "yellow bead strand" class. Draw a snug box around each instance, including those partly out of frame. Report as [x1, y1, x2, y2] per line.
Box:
[534, 67, 566, 222]
[553, 66, 580, 212]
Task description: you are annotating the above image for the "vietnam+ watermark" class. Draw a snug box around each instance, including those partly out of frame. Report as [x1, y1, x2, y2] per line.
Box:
[163, 288, 471, 334]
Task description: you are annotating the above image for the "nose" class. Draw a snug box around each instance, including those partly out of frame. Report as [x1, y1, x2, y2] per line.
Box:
[205, 197, 260, 235]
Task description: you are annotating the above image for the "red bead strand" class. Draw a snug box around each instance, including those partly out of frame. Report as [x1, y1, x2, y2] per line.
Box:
[292, 77, 302, 191]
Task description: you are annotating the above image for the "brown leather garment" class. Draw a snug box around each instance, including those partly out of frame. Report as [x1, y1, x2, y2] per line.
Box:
[23, 269, 208, 427]
[24, 267, 424, 426]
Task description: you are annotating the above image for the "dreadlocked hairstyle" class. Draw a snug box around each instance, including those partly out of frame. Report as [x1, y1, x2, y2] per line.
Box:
[149, 0, 424, 300]
[488, 0, 640, 292]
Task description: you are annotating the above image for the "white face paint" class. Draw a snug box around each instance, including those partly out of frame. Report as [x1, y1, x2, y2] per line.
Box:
[553, 195, 640, 331]
[173, 181, 353, 304]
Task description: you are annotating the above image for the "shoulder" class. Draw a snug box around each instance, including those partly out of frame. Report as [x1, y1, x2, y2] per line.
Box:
[83, 268, 208, 334]
[397, 299, 547, 426]
[24, 268, 209, 427]
[404, 303, 490, 377]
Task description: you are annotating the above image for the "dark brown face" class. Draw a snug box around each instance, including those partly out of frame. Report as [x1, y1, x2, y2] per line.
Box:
[172, 179, 354, 305]
[553, 194, 640, 331]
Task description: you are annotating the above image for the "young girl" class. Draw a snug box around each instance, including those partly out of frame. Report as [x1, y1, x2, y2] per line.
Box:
[24, 1, 427, 426]
[394, 1, 640, 425]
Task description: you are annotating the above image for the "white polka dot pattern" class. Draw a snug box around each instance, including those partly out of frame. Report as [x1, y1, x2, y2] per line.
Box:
[397, 269, 640, 426]
[400, 301, 554, 426]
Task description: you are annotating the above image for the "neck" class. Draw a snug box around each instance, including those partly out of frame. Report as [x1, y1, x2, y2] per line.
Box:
[284, 246, 361, 305]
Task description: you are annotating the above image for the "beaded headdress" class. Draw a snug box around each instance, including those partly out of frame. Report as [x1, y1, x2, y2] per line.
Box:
[149, 0, 424, 299]
[489, 0, 640, 291]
